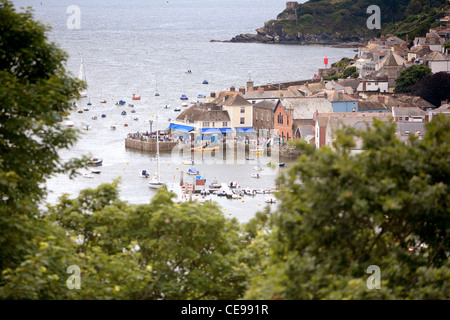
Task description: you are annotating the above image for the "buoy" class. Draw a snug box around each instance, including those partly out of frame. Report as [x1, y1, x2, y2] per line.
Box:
[242, 200, 245, 202]
[228, 213, 232, 215]
[126, 162, 129, 165]
[258, 204, 261, 206]
[223, 208, 226, 210]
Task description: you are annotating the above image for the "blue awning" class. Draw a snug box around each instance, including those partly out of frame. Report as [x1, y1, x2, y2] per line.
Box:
[236, 127, 256, 133]
[201, 128, 221, 134]
[220, 127, 234, 133]
[167, 123, 195, 133]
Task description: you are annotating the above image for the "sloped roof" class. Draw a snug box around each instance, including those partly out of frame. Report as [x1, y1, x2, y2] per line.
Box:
[392, 107, 427, 117]
[358, 101, 388, 111]
[244, 90, 296, 100]
[422, 51, 450, 61]
[254, 100, 278, 110]
[214, 92, 252, 107]
[282, 97, 333, 120]
[176, 104, 230, 122]
[380, 51, 407, 68]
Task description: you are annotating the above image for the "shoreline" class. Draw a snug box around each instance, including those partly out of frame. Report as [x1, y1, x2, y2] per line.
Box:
[210, 39, 365, 48]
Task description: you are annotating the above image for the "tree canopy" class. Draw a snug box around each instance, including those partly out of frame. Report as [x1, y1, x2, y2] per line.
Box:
[245, 115, 450, 299]
[394, 65, 432, 93]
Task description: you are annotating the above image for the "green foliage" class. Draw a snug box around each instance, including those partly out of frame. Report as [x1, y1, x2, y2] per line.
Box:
[411, 72, 450, 106]
[394, 65, 432, 93]
[246, 115, 450, 299]
[276, 0, 448, 41]
[1, 183, 249, 299]
[0, 0, 85, 277]
[343, 66, 357, 78]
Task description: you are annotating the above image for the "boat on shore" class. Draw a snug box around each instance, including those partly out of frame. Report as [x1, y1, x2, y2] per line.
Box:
[187, 168, 199, 175]
[88, 158, 103, 166]
[191, 146, 219, 152]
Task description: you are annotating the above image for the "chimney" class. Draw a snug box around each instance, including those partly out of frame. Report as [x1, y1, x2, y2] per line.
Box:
[239, 86, 246, 94]
[210, 92, 216, 98]
[230, 86, 235, 92]
[247, 80, 254, 91]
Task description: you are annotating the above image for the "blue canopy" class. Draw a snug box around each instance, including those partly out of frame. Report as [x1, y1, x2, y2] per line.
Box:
[167, 123, 195, 133]
[195, 175, 206, 180]
[188, 168, 199, 173]
[201, 128, 221, 134]
[236, 127, 256, 133]
[219, 127, 234, 133]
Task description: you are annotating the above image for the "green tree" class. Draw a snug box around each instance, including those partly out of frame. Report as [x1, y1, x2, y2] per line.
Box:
[343, 66, 357, 78]
[1, 183, 249, 300]
[394, 65, 432, 93]
[0, 0, 84, 277]
[246, 115, 450, 299]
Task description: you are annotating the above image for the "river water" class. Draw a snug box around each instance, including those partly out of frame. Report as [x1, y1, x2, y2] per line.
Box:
[14, 0, 356, 222]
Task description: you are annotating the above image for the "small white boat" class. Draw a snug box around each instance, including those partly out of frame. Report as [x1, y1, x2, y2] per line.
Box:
[190, 100, 198, 104]
[131, 109, 136, 113]
[182, 160, 194, 165]
[251, 173, 261, 179]
[83, 107, 89, 112]
[140, 170, 150, 178]
[174, 108, 181, 112]
[253, 165, 264, 171]
[265, 196, 277, 204]
[110, 125, 116, 130]
[181, 103, 188, 107]
[232, 194, 241, 200]
[100, 99, 107, 103]
[133, 117, 139, 121]
[91, 169, 101, 174]
[65, 120, 75, 127]
[91, 116, 97, 120]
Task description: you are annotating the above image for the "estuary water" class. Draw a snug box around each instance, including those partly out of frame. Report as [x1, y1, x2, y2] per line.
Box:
[14, 0, 356, 222]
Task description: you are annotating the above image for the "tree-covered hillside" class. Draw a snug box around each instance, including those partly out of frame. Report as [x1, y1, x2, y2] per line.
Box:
[230, 0, 450, 43]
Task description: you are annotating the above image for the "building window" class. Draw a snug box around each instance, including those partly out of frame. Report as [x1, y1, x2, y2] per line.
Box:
[399, 116, 403, 121]
[277, 113, 283, 125]
[240, 107, 245, 113]
[240, 117, 245, 125]
[405, 116, 409, 121]
[287, 115, 289, 125]
[222, 122, 227, 127]
[202, 122, 209, 127]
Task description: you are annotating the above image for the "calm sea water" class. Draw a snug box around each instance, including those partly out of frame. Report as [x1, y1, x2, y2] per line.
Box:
[15, 0, 356, 222]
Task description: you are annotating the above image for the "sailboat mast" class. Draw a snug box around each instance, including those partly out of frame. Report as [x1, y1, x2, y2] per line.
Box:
[156, 117, 160, 181]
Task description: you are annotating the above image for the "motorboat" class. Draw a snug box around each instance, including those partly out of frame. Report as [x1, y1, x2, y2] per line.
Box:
[174, 108, 181, 112]
[132, 93, 141, 100]
[180, 94, 188, 100]
[208, 179, 221, 189]
[133, 117, 138, 121]
[128, 104, 134, 107]
[279, 163, 286, 167]
[190, 100, 198, 104]
[87, 101, 92, 106]
[101, 114, 107, 118]
[253, 165, 264, 171]
[91, 116, 97, 120]
[181, 102, 188, 107]
[83, 107, 89, 111]
[140, 170, 150, 178]
[202, 80, 208, 84]
[88, 158, 103, 166]
[100, 99, 106, 103]
[155, 92, 160, 96]
[131, 109, 136, 113]
[197, 94, 206, 99]
[65, 120, 75, 127]
[77, 109, 83, 113]
[110, 125, 116, 130]
[185, 70, 192, 74]
[115, 100, 126, 106]
[251, 173, 261, 179]
[91, 169, 101, 174]
[182, 159, 194, 165]
[165, 105, 170, 109]
[187, 168, 199, 175]
[121, 111, 127, 115]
